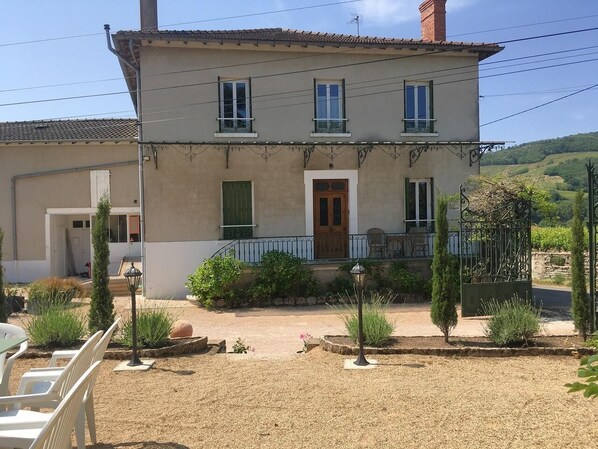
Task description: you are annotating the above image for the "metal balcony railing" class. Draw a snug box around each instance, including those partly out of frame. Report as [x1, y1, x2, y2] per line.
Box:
[211, 231, 460, 264]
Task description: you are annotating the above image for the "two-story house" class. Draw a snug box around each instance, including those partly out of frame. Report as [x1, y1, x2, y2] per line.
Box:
[109, 0, 504, 298]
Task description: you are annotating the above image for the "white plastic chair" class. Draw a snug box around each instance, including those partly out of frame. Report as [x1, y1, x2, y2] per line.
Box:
[0, 331, 102, 449]
[0, 361, 101, 449]
[27, 318, 120, 447]
[0, 323, 28, 397]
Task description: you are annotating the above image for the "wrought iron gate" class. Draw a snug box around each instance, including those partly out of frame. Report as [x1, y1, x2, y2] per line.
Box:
[587, 162, 598, 332]
[459, 184, 532, 316]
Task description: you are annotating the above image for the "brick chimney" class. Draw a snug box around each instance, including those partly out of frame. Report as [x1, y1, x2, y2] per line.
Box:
[419, 0, 447, 41]
[140, 0, 158, 31]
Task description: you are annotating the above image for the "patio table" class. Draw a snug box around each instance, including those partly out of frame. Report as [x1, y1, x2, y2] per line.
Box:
[0, 337, 27, 355]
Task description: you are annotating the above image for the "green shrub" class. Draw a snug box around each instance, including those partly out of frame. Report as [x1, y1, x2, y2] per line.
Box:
[27, 277, 83, 314]
[118, 308, 174, 349]
[553, 274, 567, 286]
[26, 306, 86, 348]
[338, 260, 387, 290]
[326, 275, 353, 295]
[249, 251, 318, 299]
[186, 254, 245, 309]
[388, 262, 430, 295]
[566, 354, 598, 399]
[549, 254, 566, 266]
[482, 295, 541, 346]
[337, 291, 396, 347]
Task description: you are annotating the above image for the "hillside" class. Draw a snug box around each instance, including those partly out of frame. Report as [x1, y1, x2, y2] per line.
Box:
[481, 132, 598, 166]
[481, 132, 598, 224]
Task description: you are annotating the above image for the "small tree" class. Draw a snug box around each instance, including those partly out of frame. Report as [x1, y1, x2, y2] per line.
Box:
[88, 196, 114, 332]
[570, 190, 590, 340]
[0, 228, 8, 323]
[430, 195, 458, 342]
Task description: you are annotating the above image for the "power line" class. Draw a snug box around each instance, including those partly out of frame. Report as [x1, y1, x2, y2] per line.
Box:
[449, 14, 598, 38]
[481, 82, 598, 127]
[0, 0, 361, 47]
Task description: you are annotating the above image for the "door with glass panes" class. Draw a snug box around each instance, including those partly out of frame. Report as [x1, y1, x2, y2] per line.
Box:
[313, 179, 348, 259]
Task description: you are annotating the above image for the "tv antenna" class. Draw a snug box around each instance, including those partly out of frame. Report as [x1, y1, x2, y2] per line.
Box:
[350, 14, 360, 36]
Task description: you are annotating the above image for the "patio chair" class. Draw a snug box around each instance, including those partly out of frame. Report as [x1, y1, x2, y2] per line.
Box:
[0, 361, 101, 449]
[408, 227, 429, 257]
[26, 318, 121, 447]
[367, 228, 386, 258]
[0, 330, 102, 449]
[0, 324, 28, 397]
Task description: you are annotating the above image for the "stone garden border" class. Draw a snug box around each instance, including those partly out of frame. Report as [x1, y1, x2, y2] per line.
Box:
[17, 336, 217, 360]
[321, 335, 596, 358]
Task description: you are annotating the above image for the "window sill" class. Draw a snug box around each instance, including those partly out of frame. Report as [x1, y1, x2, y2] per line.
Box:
[400, 132, 439, 137]
[214, 132, 258, 138]
[309, 132, 352, 138]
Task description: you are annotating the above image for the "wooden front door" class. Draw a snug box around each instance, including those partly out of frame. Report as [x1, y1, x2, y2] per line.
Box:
[313, 179, 349, 259]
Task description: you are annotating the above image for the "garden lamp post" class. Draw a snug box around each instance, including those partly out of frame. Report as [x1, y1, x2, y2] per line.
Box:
[124, 262, 142, 366]
[350, 261, 369, 366]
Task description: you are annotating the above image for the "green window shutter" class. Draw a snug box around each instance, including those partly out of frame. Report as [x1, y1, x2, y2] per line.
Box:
[430, 177, 435, 228]
[404, 178, 411, 232]
[342, 78, 347, 133]
[429, 81, 434, 132]
[403, 80, 407, 132]
[217, 76, 222, 132]
[222, 181, 253, 239]
[248, 77, 253, 132]
[313, 79, 317, 133]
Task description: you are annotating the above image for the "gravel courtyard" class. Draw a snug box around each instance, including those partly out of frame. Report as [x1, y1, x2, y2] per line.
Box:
[10, 349, 598, 449]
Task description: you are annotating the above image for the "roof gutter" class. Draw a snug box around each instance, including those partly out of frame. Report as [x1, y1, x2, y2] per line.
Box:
[105, 24, 147, 294]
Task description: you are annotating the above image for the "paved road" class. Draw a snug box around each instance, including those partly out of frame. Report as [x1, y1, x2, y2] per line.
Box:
[533, 285, 571, 310]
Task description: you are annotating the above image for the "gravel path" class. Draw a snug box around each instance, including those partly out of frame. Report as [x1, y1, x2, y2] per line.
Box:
[10, 349, 596, 449]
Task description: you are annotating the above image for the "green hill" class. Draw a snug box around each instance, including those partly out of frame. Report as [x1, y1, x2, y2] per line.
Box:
[481, 132, 598, 224]
[482, 132, 598, 166]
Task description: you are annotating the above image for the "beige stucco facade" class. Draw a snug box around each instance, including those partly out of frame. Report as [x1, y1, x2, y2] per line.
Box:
[0, 142, 139, 282]
[130, 41, 486, 298]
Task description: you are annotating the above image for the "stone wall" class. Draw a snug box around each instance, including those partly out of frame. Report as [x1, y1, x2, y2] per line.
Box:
[532, 251, 588, 281]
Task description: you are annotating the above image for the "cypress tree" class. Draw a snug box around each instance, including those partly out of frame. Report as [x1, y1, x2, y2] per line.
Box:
[571, 190, 590, 340]
[430, 195, 458, 342]
[0, 228, 8, 323]
[89, 196, 115, 332]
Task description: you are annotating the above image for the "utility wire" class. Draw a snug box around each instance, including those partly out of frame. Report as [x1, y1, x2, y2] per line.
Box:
[481, 82, 598, 127]
[0, 27, 598, 107]
[0, 0, 362, 47]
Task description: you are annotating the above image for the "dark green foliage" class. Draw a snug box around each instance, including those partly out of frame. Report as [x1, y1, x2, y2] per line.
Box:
[326, 275, 353, 295]
[566, 354, 598, 399]
[26, 306, 86, 348]
[532, 226, 588, 251]
[482, 295, 541, 346]
[388, 261, 431, 296]
[249, 251, 318, 299]
[27, 277, 83, 314]
[118, 308, 174, 349]
[186, 254, 244, 309]
[0, 228, 7, 323]
[430, 196, 458, 342]
[337, 291, 396, 346]
[338, 260, 388, 290]
[481, 132, 598, 166]
[89, 196, 114, 333]
[571, 191, 590, 340]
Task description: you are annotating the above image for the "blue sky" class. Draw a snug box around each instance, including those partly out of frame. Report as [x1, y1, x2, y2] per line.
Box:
[1, 0, 597, 145]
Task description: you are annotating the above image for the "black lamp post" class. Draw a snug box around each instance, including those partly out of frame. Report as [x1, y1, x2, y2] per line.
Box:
[123, 262, 142, 366]
[350, 261, 369, 366]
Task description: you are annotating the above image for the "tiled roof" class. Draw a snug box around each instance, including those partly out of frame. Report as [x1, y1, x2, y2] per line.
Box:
[114, 27, 502, 55]
[0, 119, 138, 143]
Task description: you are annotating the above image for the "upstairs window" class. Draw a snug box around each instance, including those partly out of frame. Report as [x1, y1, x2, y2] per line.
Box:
[314, 80, 346, 133]
[219, 78, 252, 133]
[404, 81, 434, 133]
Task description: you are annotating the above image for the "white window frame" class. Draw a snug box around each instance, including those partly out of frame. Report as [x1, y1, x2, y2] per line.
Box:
[403, 81, 436, 135]
[313, 80, 348, 135]
[218, 79, 253, 133]
[406, 178, 432, 229]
